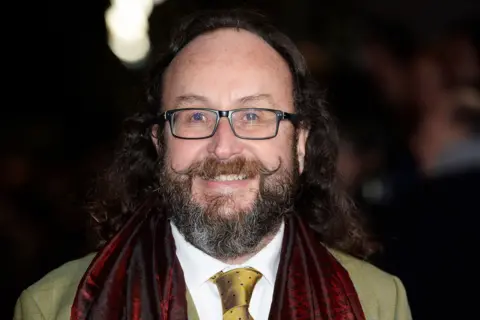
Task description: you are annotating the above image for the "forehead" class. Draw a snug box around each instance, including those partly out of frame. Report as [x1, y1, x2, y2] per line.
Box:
[162, 28, 294, 111]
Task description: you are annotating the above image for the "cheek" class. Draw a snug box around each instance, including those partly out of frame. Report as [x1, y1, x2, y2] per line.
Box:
[279, 149, 295, 172]
[250, 134, 295, 169]
[165, 136, 208, 171]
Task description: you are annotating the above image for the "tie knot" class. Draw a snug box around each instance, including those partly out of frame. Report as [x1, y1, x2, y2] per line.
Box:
[211, 268, 262, 319]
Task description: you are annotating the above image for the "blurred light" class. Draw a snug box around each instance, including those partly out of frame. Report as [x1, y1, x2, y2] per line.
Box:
[108, 33, 151, 64]
[111, 0, 154, 16]
[105, 6, 148, 42]
[105, 0, 167, 66]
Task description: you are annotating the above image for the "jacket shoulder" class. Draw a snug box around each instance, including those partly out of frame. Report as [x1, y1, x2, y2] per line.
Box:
[14, 253, 95, 320]
[329, 249, 412, 320]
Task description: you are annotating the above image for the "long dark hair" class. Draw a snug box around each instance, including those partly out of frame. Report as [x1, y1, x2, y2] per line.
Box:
[89, 9, 378, 259]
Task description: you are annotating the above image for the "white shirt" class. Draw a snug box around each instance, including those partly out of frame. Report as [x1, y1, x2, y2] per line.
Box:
[171, 222, 284, 320]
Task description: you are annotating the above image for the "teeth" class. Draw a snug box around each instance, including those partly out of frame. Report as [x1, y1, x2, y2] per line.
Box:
[212, 174, 247, 181]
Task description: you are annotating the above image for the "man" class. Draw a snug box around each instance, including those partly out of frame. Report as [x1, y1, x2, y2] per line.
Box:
[14, 9, 411, 320]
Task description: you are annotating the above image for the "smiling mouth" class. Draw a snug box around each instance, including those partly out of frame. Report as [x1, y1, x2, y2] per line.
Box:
[210, 174, 248, 181]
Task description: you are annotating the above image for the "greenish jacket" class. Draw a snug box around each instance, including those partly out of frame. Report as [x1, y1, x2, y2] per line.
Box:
[14, 250, 412, 320]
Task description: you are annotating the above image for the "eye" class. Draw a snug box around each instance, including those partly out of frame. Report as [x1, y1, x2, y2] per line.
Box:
[244, 112, 259, 121]
[191, 112, 204, 121]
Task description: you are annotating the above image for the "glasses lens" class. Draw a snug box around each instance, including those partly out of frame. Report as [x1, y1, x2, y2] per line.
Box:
[231, 109, 278, 138]
[172, 109, 217, 138]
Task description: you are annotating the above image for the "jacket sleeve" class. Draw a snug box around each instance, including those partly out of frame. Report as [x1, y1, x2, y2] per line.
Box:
[392, 276, 412, 320]
[13, 289, 46, 320]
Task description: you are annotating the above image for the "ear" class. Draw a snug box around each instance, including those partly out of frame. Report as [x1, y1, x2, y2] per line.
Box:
[151, 124, 161, 153]
[296, 128, 308, 174]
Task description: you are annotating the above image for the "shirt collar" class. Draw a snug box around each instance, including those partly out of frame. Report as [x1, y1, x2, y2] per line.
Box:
[171, 221, 284, 288]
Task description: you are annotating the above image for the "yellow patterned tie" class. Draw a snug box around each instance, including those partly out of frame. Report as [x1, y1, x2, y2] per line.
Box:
[210, 267, 262, 320]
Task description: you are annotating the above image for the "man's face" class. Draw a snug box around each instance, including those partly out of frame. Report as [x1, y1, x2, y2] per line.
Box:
[154, 29, 307, 259]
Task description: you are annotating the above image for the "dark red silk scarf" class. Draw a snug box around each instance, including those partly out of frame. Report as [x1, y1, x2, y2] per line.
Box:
[72, 205, 365, 320]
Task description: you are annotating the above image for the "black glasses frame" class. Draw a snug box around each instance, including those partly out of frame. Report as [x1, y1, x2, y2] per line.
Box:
[159, 108, 298, 140]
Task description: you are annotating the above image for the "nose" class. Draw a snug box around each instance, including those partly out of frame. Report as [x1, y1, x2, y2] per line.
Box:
[207, 118, 243, 160]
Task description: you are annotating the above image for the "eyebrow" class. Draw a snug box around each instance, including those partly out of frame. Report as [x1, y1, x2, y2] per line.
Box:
[238, 94, 278, 108]
[173, 94, 209, 108]
[172, 93, 278, 109]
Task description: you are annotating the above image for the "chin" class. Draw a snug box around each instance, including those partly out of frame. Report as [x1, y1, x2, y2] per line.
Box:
[215, 205, 244, 218]
[194, 182, 258, 202]
[194, 193, 256, 217]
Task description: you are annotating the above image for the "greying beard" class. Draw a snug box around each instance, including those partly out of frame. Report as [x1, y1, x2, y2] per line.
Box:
[159, 159, 297, 261]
